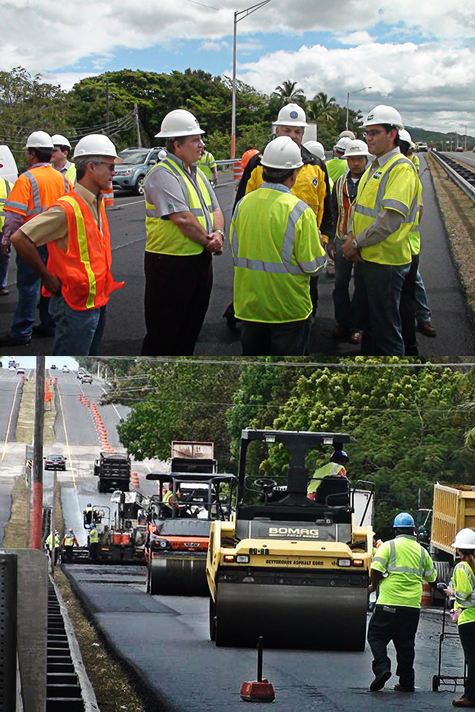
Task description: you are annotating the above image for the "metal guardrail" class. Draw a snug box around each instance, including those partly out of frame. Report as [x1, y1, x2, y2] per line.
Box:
[430, 151, 475, 205]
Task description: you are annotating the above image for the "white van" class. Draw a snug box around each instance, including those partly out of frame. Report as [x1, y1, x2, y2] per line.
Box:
[0, 146, 18, 184]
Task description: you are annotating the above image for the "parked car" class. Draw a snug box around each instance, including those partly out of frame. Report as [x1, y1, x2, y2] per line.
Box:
[81, 374, 93, 384]
[50, 364, 57, 369]
[62, 366, 69, 373]
[456, 146, 464, 152]
[44, 454, 66, 471]
[77, 369, 85, 379]
[416, 142, 428, 152]
[16, 368, 25, 375]
[112, 147, 165, 195]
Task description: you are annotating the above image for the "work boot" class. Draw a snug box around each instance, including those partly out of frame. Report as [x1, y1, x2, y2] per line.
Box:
[0, 333, 31, 347]
[417, 321, 437, 337]
[452, 697, 475, 707]
[370, 670, 391, 692]
[332, 324, 349, 339]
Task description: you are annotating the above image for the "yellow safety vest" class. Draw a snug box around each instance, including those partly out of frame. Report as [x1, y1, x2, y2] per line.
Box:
[371, 534, 436, 608]
[231, 187, 326, 323]
[411, 154, 420, 174]
[46, 533, 60, 550]
[145, 157, 215, 256]
[408, 168, 423, 256]
[326, 157, 347, 185]
[307, 462, 346, 495]
[0, 178, 14, 231]
[64, 534, 75, 546]
[196, 152, 216, 181]
[89, 529, 99, 544]
[353, 154, 420, 265]
[452, 561, 475, 625]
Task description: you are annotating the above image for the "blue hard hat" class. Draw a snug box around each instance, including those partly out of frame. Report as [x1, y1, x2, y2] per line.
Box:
[331, 450, 349, 463]
[393, 512, 414, 528]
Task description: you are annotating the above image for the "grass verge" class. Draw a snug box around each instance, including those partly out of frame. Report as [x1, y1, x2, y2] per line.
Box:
[15, 374, 56, 446]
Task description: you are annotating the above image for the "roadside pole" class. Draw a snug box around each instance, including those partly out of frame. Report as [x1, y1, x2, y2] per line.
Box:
[50, 467, 57, 577]
[31, 356, 45, 550]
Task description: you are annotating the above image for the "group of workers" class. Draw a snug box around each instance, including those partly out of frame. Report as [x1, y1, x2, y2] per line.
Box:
[0, 99, 433, 356]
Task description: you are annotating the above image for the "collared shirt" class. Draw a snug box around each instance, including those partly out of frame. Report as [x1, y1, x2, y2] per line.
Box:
[144, 151, 219, 219]
[21, 183, 103, 254]
[2, 162, 53, 244]
[261, 181, 292, 194]
[54, 159, 73, 175]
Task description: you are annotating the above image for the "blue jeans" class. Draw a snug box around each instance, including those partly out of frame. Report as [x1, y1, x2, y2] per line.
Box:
[49, 293, 107, 355]
[354, 261, 410, 356]
[332, 239, 359, 331]
[10, 245, 55, 339]
[240, 316, 312, 355]
[414, 268, 431, 323]
[0, 250, 9, 289]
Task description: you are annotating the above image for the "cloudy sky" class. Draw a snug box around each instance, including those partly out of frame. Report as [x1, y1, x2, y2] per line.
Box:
[2, 0, 475, 134]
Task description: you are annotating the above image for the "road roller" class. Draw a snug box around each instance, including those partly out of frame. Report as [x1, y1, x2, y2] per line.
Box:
[145, 472, 237, 595]
[206, 429, 374, 650]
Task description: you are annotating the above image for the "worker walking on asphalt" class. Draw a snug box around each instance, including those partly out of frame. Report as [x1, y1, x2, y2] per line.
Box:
[0, 131, 73, 347]
[444, 528, 475, 708]
[368, 512, 437, 693]
[196, 148, 218, 186]
[142, 109, 225, 355]
[88, 523, 100, 562]
[342, 105, 421, 356]
[230, 136, 326, 355]
[9, 134, 124, 356]
[45, 529, 61, 566]
[61, 527, 79, 563]
[0, 176, 14, 297]
[51, 134, 77, 184]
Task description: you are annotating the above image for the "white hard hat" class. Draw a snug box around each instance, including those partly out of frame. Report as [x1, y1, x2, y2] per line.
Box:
[274, 103, 308, 128]
[399, 128, 415, 148]
[24, 131, 54, 150]
[452, 528, 475, 549]
[158, 150, 167, 161]
[261, 136, 303, 170]
[343, 139, 372, 158]
[334, 137, 352, 152]
[304, 140, 325, 161]
[364, 105, 404, 130]
[51, 134, 71, 149]
[155, 109, 205, 138]
[339, 130, 356, 140]
[73, 134, 122, 162]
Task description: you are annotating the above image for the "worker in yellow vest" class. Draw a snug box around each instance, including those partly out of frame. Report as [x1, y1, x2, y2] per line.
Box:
[196, 149, 218, 185]
[142, 109, 225, 355]
[61, 527, 79, 563]
[45, 529, 61, 566]
[230, 136, 326, 355]
[342, 105, 420, 356]
[0, 176, 14, 296]
[88, 523, 100, 562]
[368, 512, 437, 692]
[325, 137, 352, 184]
[51, 134, 76, 184]
[307, 450, 349, 499]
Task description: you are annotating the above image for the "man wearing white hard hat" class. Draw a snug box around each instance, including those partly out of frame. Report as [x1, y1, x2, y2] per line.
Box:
[10, 134, 124, 355]
[230, 136, 326, 355]
[328, 139, 371, 345]
[0, 131, 73, 347]
[142, 109, 225, 355]
[326, 137, 352, 184]
[51, 134, 76, 184]
[342, 105, 421, 356]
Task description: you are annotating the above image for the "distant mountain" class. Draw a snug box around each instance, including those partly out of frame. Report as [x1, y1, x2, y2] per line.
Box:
[406, 126, 474, 151]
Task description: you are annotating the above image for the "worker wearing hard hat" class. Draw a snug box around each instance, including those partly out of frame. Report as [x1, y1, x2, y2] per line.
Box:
[9, 134, 124, 355]
[0, 131, 73, 347]
[304, 140, 326, 162]
[367, 512, 437, 693]
[61, 527, 79, 563]
[45, 529, 61, 566]
[328, 139, 371, 345]
[342, 105, 421, 356]
[196, 148, 218, 186]
[325, 137, 352, 184]
[88, 523, 100, 562]
[444, 528, 475, 708]
[230, 136, 326, 355]
[142, 109, 225, 355]
[0, 175, 14, 297]
[307, 450, 349, 499]
[51, 134, 76, 184]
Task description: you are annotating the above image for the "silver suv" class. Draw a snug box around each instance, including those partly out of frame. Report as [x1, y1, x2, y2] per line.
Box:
[113, 147, 165, 195]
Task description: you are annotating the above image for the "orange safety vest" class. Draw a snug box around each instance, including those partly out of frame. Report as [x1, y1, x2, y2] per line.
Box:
[5, 165, 71, 224]
[334, 174, 356, 240]
[45, 192, 124, 310]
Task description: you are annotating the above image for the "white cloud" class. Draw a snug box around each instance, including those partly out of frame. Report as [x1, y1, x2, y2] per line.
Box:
[199, 40, 229, 52]
[338, 31, 374, 46]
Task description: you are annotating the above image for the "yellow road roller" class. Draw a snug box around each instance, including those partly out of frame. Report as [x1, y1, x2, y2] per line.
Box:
[206, 429, 374, 649]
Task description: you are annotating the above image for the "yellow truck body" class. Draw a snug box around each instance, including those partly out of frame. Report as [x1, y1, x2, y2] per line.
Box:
[431, 483, 475, 557]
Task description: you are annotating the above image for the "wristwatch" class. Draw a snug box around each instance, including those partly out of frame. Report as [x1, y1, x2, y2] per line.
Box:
[351, 238, 359, 249]
[216, 229, 225, 240]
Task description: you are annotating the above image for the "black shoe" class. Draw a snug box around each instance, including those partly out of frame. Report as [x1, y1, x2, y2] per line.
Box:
[394, 683, 414, 692]
[0, 287, 8, 296]
[370, 670, 391, 692]
[32, 325, 55, 338]
[0, 333, 31, 347]
[417, 321, 437, 337]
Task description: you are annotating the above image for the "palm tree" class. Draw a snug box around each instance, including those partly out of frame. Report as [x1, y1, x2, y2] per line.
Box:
[272, 80, 306, 106]
[307, 92, 337, 125]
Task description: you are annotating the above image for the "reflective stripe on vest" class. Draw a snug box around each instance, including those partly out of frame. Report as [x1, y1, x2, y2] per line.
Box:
[355, 157, 414, 220]
[454, 562, 475, 608]
[385, 538, 426, 575]
[60, 196, 97, 308]
[65, 163, 77, 184]
[335, 174, 355, 240]
[23, 170, 70, 216]
[64, 535, 75, 546]
[0, 179, 12, 224]
[89, 530, 99, 543]
[145, 157, 214, 255]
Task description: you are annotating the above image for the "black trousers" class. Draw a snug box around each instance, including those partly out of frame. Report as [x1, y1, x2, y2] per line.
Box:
[400, 253, 419, 356]
[367, 604, 420, 687]
[64, 546, 73, 563]
[142, 250, 213, 356]
[459, 620, 475, 701]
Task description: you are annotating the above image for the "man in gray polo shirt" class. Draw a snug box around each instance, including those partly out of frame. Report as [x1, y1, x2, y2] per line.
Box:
[142, 109, 225, 355]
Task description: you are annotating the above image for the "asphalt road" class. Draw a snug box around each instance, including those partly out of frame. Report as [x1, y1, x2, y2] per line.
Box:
[0, 165, 474, 356]
[0, 367, 24, 442]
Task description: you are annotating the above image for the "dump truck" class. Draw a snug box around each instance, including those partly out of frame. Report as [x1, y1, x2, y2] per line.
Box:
[94, 451, 131, 493]
[206, 429, 375, 650]
[431, 482, 475, 565]
[170, 441, 217, 473]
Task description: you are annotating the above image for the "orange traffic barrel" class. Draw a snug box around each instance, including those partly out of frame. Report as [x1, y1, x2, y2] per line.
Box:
[121, 532, 131, 546]
[113, 532, 122, 546]
[421, 582, 433, 606]
[102, 190, 114, 208]
[233, 159, 243, 181]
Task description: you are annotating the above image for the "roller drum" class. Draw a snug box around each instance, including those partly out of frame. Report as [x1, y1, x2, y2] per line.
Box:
[149, 556, 208, 595]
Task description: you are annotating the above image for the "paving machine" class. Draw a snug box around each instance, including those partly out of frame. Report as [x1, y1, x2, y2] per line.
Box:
[206, 429, 374, 649]
[145, 472, 237, 595]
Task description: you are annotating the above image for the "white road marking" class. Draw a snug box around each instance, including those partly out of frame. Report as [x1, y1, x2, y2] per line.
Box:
[1, 379, 21, 461]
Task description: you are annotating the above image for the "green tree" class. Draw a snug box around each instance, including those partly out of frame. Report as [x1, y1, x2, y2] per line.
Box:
[272, 80, 306, 106]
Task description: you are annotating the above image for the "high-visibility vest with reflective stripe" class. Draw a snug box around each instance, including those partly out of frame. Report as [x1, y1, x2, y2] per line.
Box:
[411, 154, 420, 174]
[0, 178, 14, 231]
[452, 561, 475, 625]
[89, 529, 99, 544]
[371, 534, 437, 608]
[196, 151, 216, 180]
[334, 174, 355, 240]
[144, 157, 215, 256]
[45, 192, 124, 310]
[408, 167, 423, 256]
[65, 163, 76, 184]
[46, 533, 60, 550]
[5, 165, 71, 224]
[307, 462, 346, 495]
[326, 157, 347, 184]
[353, 154, 420, 265]
[64, 534, 75, 546]
[231, 187, 326, 323]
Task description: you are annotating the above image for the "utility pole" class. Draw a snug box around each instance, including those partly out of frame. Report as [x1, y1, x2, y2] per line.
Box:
[134, 103, 142, 148]
[106, 78, 110, 136]
[31, 357, 45, 550]
[50, 467, 57, 577]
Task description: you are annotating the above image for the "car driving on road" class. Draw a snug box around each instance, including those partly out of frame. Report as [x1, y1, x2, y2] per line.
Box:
[44, 454, 66, 471]
[112, 147, 165, 195]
